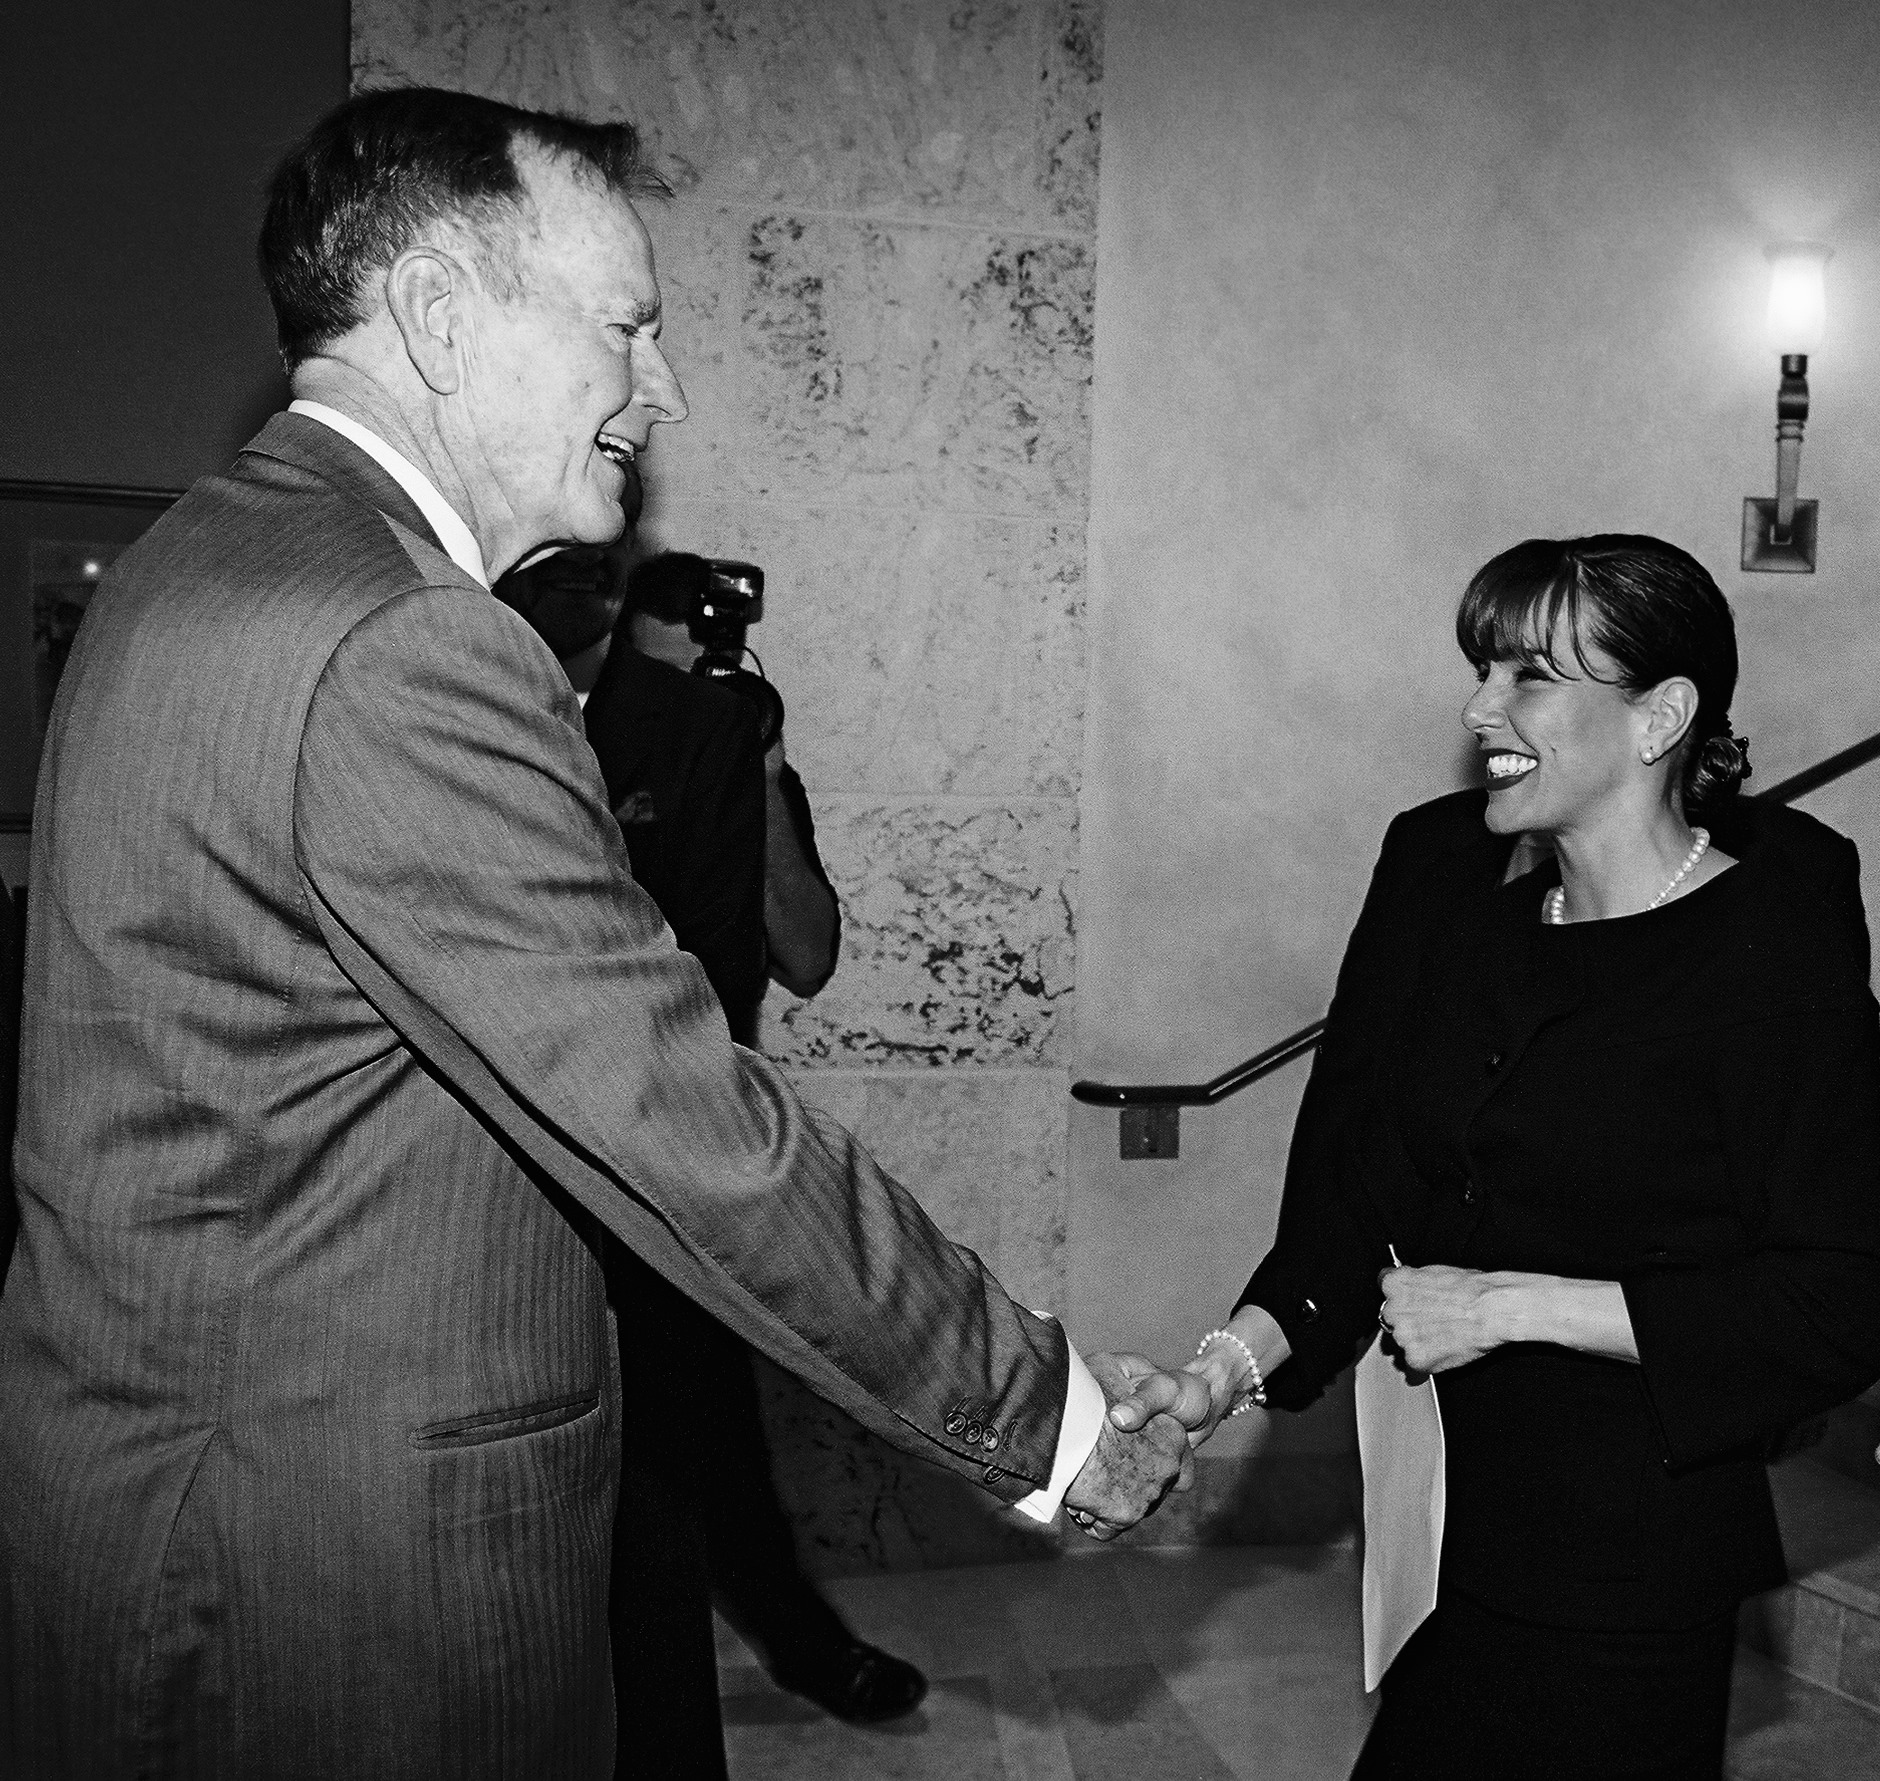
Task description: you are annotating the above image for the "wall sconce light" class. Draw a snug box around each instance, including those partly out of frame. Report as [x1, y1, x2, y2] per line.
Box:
[1742, 241, 1831, 573]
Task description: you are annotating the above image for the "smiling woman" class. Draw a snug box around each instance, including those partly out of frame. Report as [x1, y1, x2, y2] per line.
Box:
[1455, 536, 1751, 915]
[1176, 533, 1880, 1778]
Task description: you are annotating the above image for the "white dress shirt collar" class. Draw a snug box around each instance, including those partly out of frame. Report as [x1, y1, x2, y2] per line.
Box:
[288, 400, 490, 589]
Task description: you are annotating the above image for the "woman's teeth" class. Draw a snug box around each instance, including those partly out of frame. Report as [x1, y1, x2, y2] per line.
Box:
[1487, 753, 1537, 782]
[596, 436, 637, 466]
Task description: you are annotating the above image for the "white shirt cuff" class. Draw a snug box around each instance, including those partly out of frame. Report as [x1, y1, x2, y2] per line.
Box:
[1010, 1344, 1106, 1523]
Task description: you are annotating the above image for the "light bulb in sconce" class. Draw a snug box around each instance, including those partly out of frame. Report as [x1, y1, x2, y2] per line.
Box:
[1765, 242, 1830, 354]
[1743, 241, 1832, 573]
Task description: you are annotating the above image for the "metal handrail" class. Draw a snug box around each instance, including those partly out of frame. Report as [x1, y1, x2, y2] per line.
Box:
[1071, 734, 1880, 1110]
[1070, 1022, 1324, 1107]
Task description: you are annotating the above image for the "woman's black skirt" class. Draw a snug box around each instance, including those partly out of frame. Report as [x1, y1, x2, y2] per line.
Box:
[1350, 1587, 1737, 1780]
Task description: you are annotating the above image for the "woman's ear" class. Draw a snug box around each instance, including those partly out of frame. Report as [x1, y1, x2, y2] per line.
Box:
[1641, 677, 1699, 764]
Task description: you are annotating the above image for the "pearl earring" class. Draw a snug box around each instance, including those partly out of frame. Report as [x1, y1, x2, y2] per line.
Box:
[1641, 747, 1656, 764]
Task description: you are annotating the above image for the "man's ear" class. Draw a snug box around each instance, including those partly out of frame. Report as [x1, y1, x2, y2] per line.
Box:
[385, 248, 470, 395]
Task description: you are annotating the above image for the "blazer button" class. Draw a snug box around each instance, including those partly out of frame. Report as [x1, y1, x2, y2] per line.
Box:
[1460, 1179, 1480, 1207]
[1484, 1051, 1504, 1073]
[1298, 1298, 1320, 1325]
[982, 1428, 1001, 1452]
[984, 1465, 1005, 1485]
[964, 1419, 983, 1445]
[944, 1412, 967, 1436]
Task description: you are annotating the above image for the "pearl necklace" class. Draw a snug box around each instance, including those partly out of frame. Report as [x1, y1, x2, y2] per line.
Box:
[1544, 827, 1709, 926]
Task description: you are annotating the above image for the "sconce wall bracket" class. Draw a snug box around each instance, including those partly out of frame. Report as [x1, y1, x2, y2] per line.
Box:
[1743, 351, 1817, 573]
[1741, 497, 1818, 572]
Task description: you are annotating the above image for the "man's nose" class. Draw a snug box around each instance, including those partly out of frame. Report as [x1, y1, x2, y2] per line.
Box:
[636, 338, 688, 426]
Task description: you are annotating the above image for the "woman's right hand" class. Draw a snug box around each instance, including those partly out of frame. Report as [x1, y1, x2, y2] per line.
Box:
[1181, 1305, 1291, 1445]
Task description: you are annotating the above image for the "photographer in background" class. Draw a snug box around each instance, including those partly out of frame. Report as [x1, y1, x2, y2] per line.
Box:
[497, 536, 921, 1779]
[608, 550, 840, 1030]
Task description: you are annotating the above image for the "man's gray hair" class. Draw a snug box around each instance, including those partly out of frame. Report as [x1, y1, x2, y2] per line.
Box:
[259, 86, 668, 370]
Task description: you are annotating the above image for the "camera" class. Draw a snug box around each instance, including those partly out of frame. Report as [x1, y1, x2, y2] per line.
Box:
[688, 558, 785, 751]
[624, 553, 787, 750]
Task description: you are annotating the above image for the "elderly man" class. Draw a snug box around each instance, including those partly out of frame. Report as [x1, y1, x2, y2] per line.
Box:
[0, 88, 1201, 1779]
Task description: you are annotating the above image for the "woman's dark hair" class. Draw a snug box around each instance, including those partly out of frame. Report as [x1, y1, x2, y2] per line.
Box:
[259, 87, 669, 371]
[1456, 534, 1749, 813]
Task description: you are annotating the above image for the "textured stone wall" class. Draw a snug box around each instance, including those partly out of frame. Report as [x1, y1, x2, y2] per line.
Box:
[355, 0, 1100, 1566]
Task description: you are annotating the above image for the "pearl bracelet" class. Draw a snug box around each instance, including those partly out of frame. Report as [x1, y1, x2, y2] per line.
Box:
[1195, 1328, 1266, 1415]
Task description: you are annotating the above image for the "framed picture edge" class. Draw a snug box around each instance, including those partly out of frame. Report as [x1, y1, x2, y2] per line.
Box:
[0, 478, 187, 509]
[1, 479, 187, 827]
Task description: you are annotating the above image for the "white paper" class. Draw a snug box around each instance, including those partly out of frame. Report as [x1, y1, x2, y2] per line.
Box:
[1355, 1315, 1445, 1693]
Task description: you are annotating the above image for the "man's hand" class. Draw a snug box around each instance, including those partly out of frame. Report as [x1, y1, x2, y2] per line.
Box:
[1062, 1352, 1213, 1541]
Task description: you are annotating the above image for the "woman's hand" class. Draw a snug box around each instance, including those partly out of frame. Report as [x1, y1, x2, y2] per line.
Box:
[1377, 1264, 1510, 1374]
[1377, 1266, 1640, 1373]
[1179, 1305, 1292, 1445]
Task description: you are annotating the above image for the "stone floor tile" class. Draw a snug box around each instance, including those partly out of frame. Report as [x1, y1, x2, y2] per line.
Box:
[1837, 1598, 1880, 1712]
[721, 1671, 1004, 1780]
[1769, 1458, 1880, 1613]
[1726, 1646, 1880, 1780]
[1049, 1663, 1237, 1780]
[989, 1658, 1080, 1781]
[1165, 1654, 1375, 1781]
[1780, 1587, 1848, 1690]
[1112, 1545, 1365, 1664]
[995, 1555, 1149, 1671]
[818, 1563, 1029, 1680]
[717, 1551, 1880, 1780]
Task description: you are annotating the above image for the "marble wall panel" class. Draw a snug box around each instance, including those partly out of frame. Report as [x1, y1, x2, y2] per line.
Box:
[354, 0, 1102, 232]
[754, 1354, 1064, 1573]
[637, 500, 1085, 799]
[643, 205, 1094, 514]
[351, 0, 1128, 1561]
[762, 798, 1076, 1067]
[790, 1067, 1070, 1313]
[755, 1064, 1071, 1572]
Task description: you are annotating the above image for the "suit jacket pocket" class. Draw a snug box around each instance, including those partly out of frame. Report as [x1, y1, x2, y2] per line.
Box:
[409, 1390, 601, 1450]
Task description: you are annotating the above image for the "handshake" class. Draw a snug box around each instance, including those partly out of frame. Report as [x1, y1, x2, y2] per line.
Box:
[1058, 1349, 1236, 1543]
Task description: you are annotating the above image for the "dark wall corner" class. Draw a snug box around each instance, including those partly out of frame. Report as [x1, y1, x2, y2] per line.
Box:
[0, 2, 351, 489]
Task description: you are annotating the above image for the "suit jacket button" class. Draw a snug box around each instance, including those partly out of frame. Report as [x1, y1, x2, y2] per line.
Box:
[963, 1419, 983, 1444]
[1485, 1051, 1504, 1073]
[984, 1465, 1005, 1484]
[1298, 1298, 1320, 1324]
[1460, 1179, 1480, 1207]
[982, 1428, 1000, 1452]
[944, 1412, 967, 1436]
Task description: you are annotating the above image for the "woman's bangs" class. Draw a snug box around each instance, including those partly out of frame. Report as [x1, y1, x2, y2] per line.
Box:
[1456, 570, 1578, 674]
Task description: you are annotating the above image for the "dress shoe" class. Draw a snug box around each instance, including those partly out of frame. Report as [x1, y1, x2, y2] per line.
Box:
[775, 1638, 928, 1723]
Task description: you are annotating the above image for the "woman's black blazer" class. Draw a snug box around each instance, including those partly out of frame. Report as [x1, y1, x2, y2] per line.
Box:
[1240, 790, 1880, 1630]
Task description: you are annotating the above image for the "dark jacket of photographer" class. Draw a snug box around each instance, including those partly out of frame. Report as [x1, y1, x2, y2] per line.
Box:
[582, 645, 769, 1044]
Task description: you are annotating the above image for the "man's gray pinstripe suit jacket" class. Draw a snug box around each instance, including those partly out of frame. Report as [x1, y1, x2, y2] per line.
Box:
[0, 414, 1068, 1778]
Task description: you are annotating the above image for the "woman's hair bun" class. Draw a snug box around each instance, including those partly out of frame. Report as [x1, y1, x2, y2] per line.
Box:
[1686, 728, 1751, 813]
